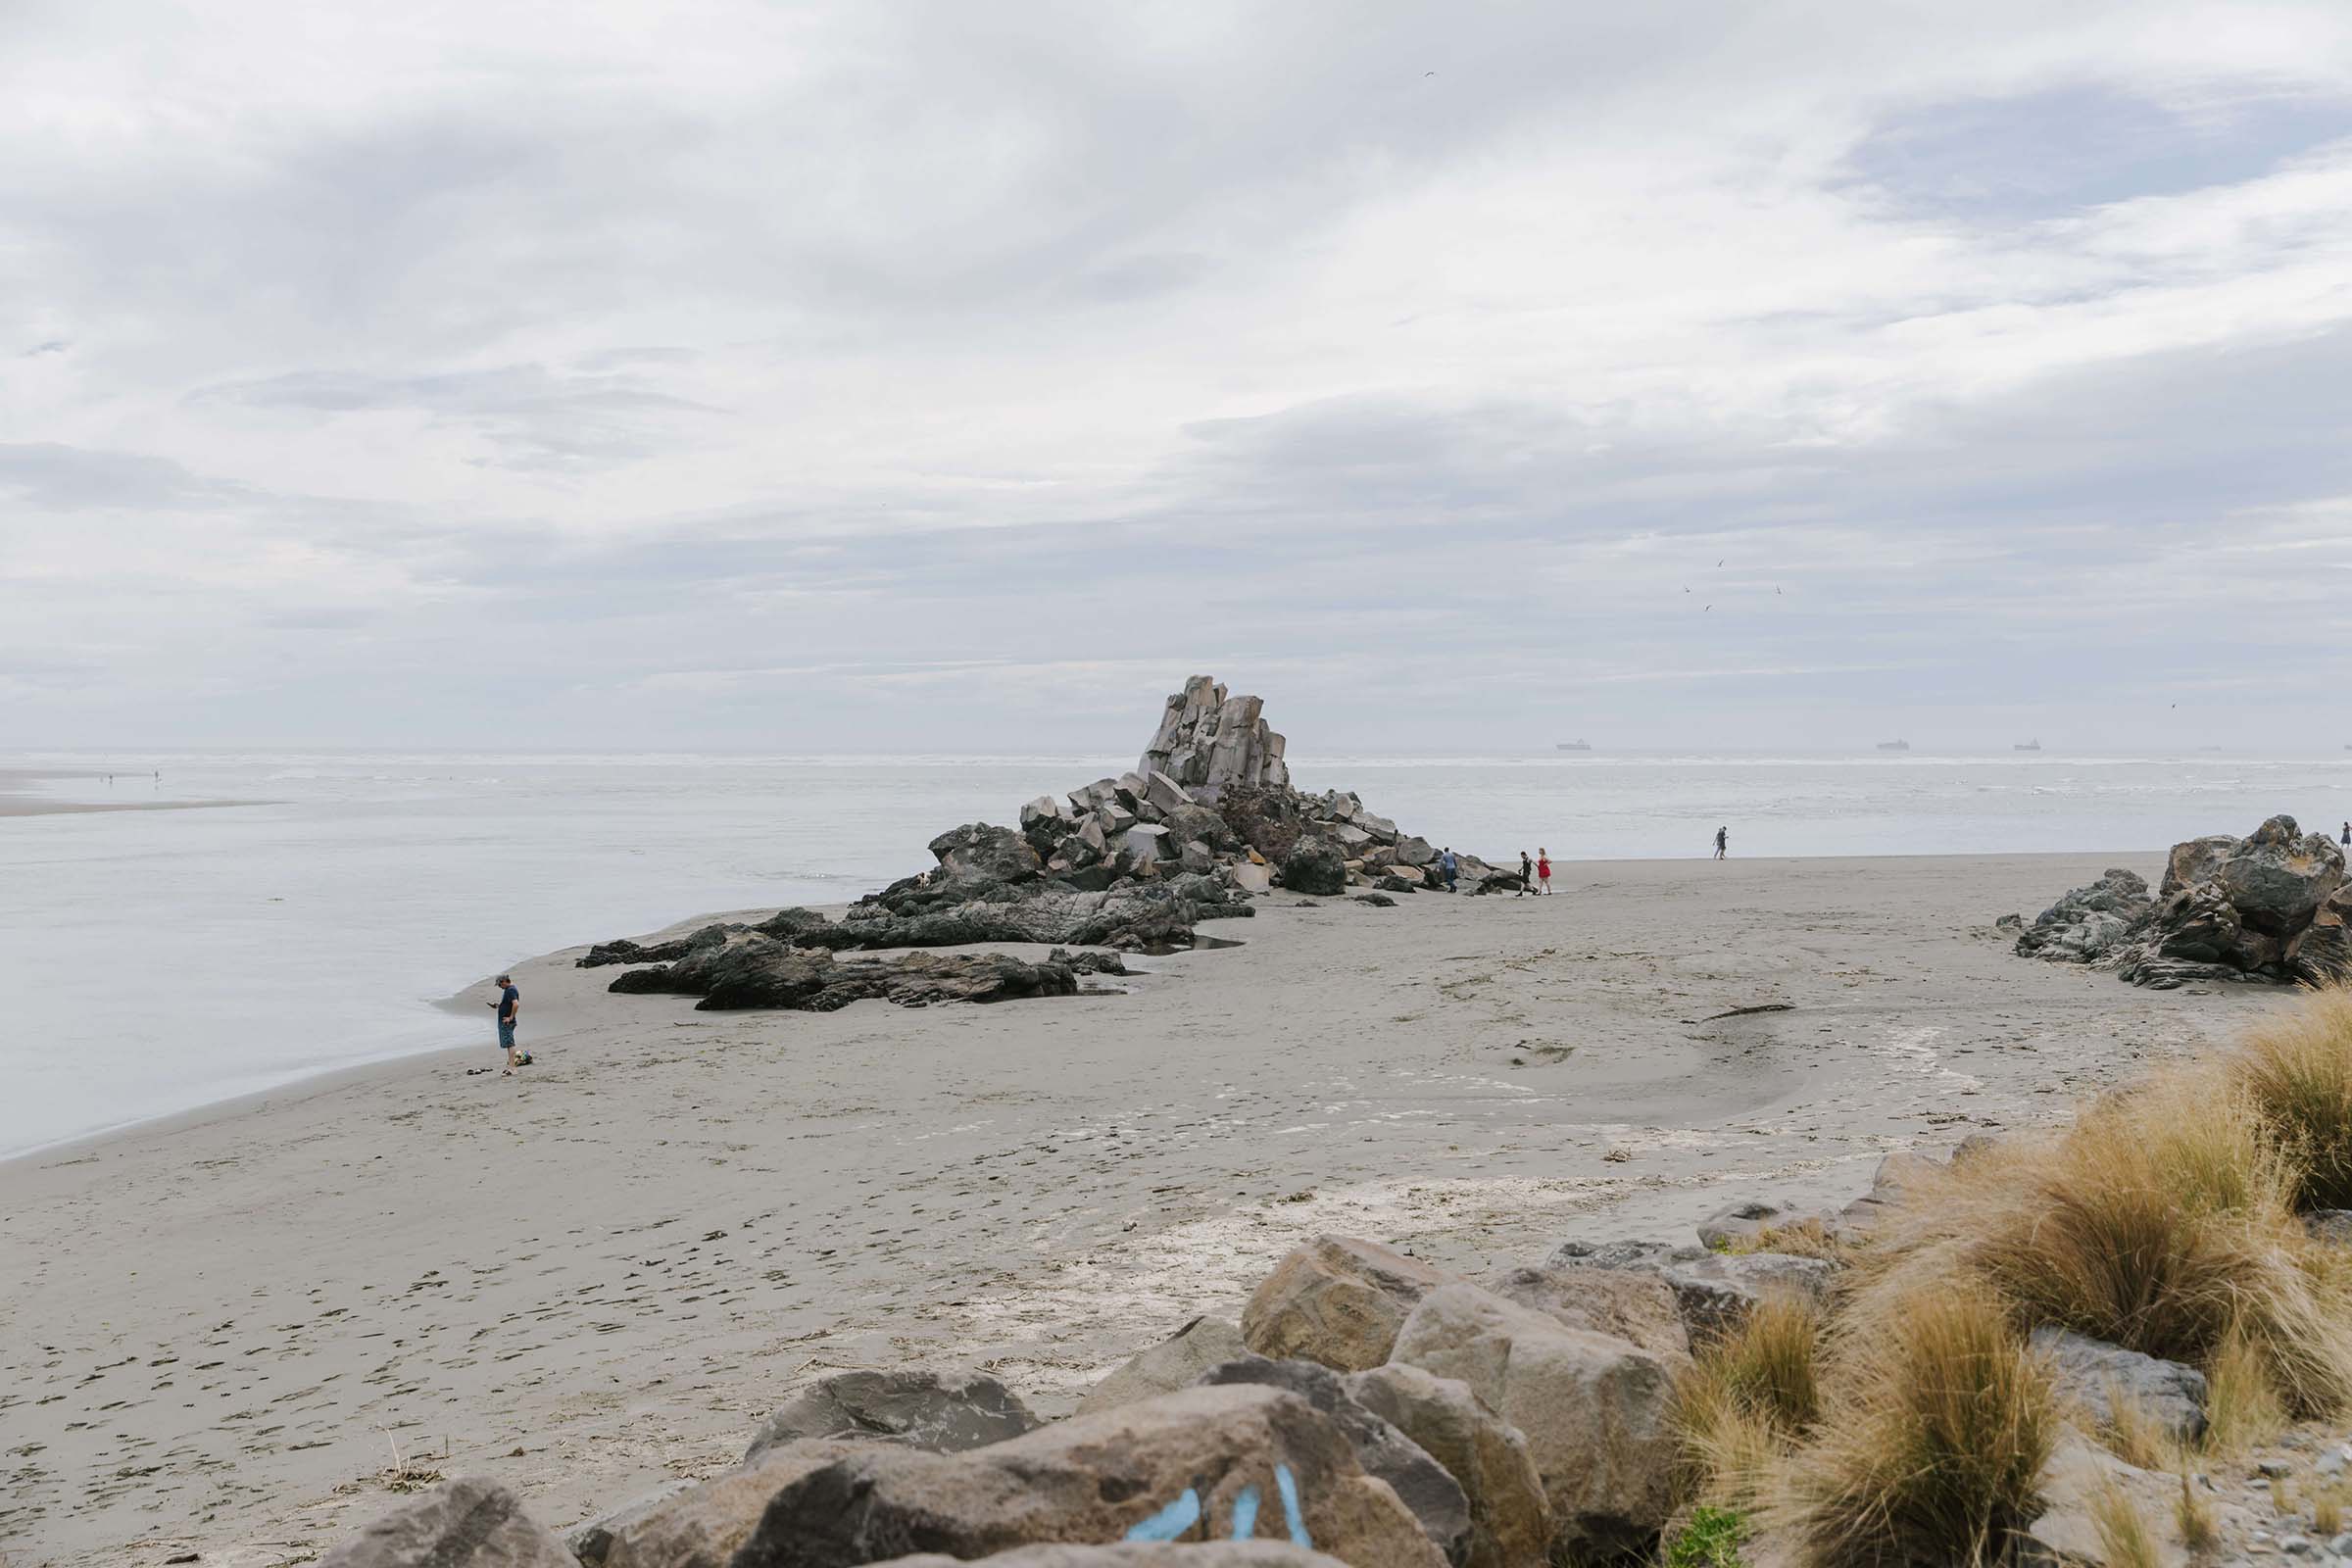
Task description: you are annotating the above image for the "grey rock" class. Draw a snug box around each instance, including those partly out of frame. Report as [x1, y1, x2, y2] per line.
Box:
[601, 1440, 877, 1568]
[318, 1477, 572, 1568]
[566, 1480, 694, 1566]
[2218, 815, 2345, 934]
[1548, 1239, 1834, 1342]
[744, 1367, 1040, 1466]
[1075, 1316, 1249, 1416]
[1199, 1357, 1472, 1565]
[1345, 1364, 1552, 1568]
[2030, 1328, 2208, 1446]
[2306, 1211, 2352, 1246]
[1694, 1198, 1798, 1250]
[1354, 892, 1397, 908]
[1481, 1264, 1690, 1361]
[2015, 868, 2154, 962]
[1393, 837, 1437, 867]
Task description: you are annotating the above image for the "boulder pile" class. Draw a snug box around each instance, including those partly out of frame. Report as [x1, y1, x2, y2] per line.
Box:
[312, 1134, 2327, 1568]
[2010, 814, 2350, 988]
[579, 678, 1513, 1008]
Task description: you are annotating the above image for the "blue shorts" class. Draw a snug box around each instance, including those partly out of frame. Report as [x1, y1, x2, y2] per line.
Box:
[498, 1021, 516, 1051]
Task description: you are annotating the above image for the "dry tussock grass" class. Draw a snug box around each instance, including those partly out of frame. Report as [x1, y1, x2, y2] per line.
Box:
[2231, 988, 2352, 1211]
[1672, 1292, 1824, 1509]
[1770, 1285, 2056, 1566]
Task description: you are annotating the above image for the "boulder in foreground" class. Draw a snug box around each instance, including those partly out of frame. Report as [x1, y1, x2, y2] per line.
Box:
[1389, 1283, 1678, 1557]
[599, 1438, 875, 1568]
[731, 1383, 1446, 1568]
[320, 1477, 572, 1568]
[1346, 1363, 1553, 1568]
[867, 1544, 1346, 1568]
[1242, 1236, 1453, 1372]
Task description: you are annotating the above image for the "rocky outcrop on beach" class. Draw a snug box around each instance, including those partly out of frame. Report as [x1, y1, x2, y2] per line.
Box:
[2012, 814, 2350, 987]
[582, 678, 1509, 1008]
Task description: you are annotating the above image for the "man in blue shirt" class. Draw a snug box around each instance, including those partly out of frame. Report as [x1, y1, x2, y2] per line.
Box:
[490, 973, 528, 1074]
[1440, 847, 1458, 893]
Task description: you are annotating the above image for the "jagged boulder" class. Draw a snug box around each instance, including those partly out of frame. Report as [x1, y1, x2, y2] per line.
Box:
[1346, 1363, 1553, 1568]
[1141, 676, 1290, 797]
[2216, 814, 2344, 934]
[745, 1368, 1041, 1464]
[1199, 1358, 1472, 1565]
[1281, 837, 1348, 897]
[1544, 1240, 1835, 1342]
[2160, 835, 2238, 898]
[1243, 1236, 1453, 1372]
[1389, 1284, 1679, 1557]
[732, 1384, 1446, 1568]
[2014, 868, 2153, 962]
[320, 1477, 572, 1568]
[929, 822, 1045, 884]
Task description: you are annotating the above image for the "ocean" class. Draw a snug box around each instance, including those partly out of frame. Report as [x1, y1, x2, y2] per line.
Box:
[3, 747, 2348, 1158]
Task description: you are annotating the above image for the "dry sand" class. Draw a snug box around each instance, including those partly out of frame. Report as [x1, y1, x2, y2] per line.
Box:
[0, 851, 2286, 1566]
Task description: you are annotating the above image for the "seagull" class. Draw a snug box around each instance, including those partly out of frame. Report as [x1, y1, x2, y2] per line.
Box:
[1716, 559, 1724, 567]
[1704, 605, 1713, 612]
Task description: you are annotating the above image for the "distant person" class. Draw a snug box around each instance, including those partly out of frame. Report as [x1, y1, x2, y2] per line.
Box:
[1537, 848, 1552, 895]
[1518, 851, 1534, 896]
[1440, 846, 1458, 892]
[2342, 821, 2349, 848]
[489, 972, 529, 1074]
[1713, 825, 1729, 860]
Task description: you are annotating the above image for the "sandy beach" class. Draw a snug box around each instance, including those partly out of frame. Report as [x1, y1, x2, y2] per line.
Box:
[0, 768, 261, 818]
[0, 851, 2286, 1566]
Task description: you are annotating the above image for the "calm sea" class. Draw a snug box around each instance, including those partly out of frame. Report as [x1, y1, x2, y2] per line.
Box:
[3, 748, 2348, 1157]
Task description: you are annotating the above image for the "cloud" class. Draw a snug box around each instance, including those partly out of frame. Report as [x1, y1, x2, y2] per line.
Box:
[3, 1, 2352, 751]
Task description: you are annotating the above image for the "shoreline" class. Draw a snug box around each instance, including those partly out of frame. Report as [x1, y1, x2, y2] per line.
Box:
[0, 849, 2290, 1565]
[0, 851, 2185, 1170]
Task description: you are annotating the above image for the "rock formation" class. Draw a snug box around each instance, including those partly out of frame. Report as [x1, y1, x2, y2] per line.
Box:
[579, 678, 1508, 1010]
[2014, 814, 2350, 987]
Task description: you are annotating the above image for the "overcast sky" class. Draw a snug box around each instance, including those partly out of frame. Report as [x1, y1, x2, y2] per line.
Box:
[5, 2, 2351, 755]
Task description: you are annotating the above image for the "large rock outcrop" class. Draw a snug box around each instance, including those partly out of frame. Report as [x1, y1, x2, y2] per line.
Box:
[2015, 816, 2350, 988]
[1141, 676, 1290, 798]
[608, 931, 1078, 1010]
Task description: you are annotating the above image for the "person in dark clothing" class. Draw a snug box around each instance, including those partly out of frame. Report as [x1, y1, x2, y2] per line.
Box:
[1713, 826, 1729, 860]
[1518, 851, 1534, 895]
[1440, 847, 1458, 892]
[489, 973, 528, 1075]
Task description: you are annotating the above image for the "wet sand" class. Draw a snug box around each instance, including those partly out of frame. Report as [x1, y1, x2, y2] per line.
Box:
[0, 851, 2284, 1566]
[0, 768, 262, 817]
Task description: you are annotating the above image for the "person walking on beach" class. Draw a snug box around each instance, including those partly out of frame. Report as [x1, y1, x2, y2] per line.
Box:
[2342, 820, 2349, 848]
[1713, 825, 1729, 860]
[1536, 848, 1552, 894]
[1518, 851, 1534, 895]
[489, 973, 528, 1075]
[1440, 847, 1458, 892]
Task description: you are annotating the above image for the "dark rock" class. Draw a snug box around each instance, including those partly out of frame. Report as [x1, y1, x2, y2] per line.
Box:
[1198, 1358, 1472, 1565]
[1376, 874, 1419, 894]
[612, 932, 1077, 1011]
[745, 1368, 1040, 1465]
[1393, 837, 1437, 867]
[1281, 837, 1348, 897]
[1076, 1317, 1250, 1416]
[1046, 948, 1129, 976]
[578, 934, 699, 968]
[598, 1440, 875, 1568]
[732, 1384, 1445, 1568]
[1353, 893, 1397, 908]
[754, 907, 828, 940]
[928, 823, 1044, 884]
[318, 1477, 572, 1568]
[2029, 1327, 2208, 1446]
